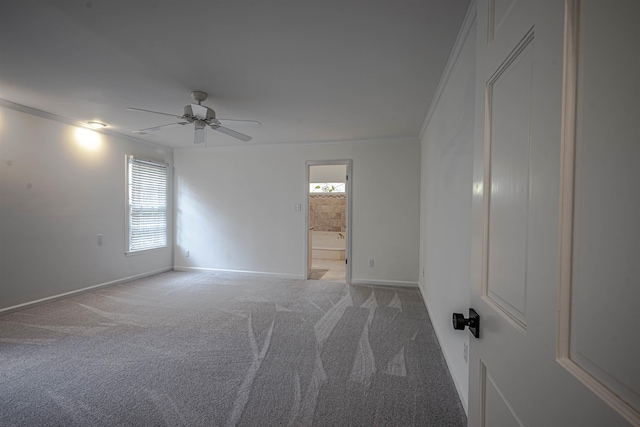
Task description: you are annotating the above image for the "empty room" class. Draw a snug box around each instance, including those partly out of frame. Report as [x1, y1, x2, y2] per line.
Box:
[1, 1, 638, 426]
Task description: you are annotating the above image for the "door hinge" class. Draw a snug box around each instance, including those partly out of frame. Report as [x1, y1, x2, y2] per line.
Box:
[345, 259, 348, 264]
[346, 174, 349, 181]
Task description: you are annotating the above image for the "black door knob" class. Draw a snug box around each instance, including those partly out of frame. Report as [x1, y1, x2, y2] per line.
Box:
[452, 308, 480, 338]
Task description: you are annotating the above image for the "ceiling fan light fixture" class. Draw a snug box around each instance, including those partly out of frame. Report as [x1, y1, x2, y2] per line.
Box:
[85, 121, 108, 129]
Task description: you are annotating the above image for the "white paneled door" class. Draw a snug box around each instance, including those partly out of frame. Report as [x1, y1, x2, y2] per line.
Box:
[468, 1, 639, 426]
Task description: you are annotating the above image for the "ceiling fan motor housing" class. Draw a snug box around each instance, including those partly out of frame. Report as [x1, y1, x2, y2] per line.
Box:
[183, 104, 216, 122]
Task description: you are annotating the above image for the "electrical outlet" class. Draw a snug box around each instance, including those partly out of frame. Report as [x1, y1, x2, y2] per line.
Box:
[368, 259, 374, 267]
[463, 342, 468, 363]
[185, 250, 190, 258]
[97, 234, 103, 246]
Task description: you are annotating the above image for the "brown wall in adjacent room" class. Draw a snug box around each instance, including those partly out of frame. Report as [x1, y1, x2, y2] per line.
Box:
[309, 193, 346, 232]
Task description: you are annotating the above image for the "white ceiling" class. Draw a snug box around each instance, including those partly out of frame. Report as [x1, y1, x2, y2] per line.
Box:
[0, 0, 470, 148]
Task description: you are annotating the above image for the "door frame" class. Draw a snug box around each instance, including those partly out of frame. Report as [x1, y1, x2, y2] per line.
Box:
[304, 160, 352, 283]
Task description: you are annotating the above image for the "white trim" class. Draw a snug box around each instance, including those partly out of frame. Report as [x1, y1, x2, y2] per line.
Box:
[557, 0, 580, 365]
[173, 266, 304, 281]
[0, 267, 173, 315]
[479, 361, 487, 427]
[419, 0, 478, 140]
[419, 287, 469, 413]
[125, 246, 169, 257]
[261, 136, 418, 149]
[0, 98, 169, 150]
[350, 279, 418, 288]
[0, 97, 419, 151]
[176, 136, 419, 152]
[305, 160, 353, 283]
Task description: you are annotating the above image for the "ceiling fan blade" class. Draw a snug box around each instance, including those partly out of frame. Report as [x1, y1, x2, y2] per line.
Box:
[213, 125, 252, 142]
[194, 127, 205, 144]
[133, 122, 189, 134]
[217, 119, 262, 126]
[126, 107, 183, 119]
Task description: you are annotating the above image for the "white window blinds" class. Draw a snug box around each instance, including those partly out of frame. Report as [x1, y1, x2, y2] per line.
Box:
[127, 156, 168, 253]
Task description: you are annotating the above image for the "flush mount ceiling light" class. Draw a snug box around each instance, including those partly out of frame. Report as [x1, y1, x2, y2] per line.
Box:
[85, 121, 108, 129]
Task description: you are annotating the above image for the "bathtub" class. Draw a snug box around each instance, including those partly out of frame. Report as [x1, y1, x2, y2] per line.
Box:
[311, 230, 346, 260]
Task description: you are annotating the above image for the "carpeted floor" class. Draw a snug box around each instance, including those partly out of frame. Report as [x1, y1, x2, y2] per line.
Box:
[0, 271, 466, 426]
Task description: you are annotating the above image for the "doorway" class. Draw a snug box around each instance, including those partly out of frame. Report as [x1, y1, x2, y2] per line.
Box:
[305, 161, 352, 282]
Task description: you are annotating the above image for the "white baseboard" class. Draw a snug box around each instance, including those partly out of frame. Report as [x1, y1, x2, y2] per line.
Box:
[418, 285, 469, 415]
[350, 278, 418, 288]
[173, 266, 305, 281]
[0, 267, 173, 315]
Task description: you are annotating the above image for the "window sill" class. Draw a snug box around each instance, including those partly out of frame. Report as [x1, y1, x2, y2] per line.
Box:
[125, 246, 168, 257]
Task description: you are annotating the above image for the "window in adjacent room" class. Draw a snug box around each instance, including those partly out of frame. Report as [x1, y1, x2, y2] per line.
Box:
[309, 182, 345, 193]
[126, 156, 168, 253]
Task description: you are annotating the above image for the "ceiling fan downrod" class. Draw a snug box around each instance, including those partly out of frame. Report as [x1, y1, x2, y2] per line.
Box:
[190, 91, 208, 105]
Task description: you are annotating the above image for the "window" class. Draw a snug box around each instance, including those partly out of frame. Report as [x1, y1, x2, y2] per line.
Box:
[309, 182, 345, 193]
[126, 156, 168, 253]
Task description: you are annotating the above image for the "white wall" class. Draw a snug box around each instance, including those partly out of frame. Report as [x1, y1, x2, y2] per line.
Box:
[173, 138, 420, 286]
[0, 104, 173, 311]
[419, 12, 476, 412]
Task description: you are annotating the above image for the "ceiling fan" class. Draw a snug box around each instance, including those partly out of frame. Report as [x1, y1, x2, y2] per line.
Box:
[127, 91, 260, 143]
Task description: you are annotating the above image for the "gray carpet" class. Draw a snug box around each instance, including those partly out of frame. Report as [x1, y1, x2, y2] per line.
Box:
[0, 271, 466, 426]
